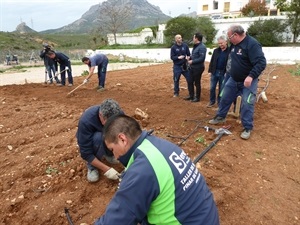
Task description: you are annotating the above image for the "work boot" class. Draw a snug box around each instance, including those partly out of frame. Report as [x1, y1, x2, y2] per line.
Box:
[104, 155, 119, 164]
[87, 168, 99, 182]
[173, 93, 179, 97]
[68, 84, 73, 87]
[209, 116, 225, 125]
[240, 129, 251, 140]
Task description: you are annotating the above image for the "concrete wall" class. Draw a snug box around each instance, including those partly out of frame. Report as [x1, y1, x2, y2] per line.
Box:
[107, 24, 166, 45]
[93, 47, 300, 65]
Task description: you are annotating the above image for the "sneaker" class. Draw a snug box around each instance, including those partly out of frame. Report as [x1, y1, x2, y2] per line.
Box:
[87, 168, 99, 182]
[56, 83, 64, 87]
[240, 129, 251, 140]
[97, 86, 105, 92]
[191, 98, 200, 102]
[173, 93, 179, 97]
[184, 96, 193, 101]
[104, 155, 119, 164]
[208, 116, 225, 125]
[68, 84, 73, 87]
[207, 102, 215, 108]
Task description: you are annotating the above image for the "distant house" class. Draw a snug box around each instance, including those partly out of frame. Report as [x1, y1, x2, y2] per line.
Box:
[196, 0, 291, 18]
[107, 24, 166, 45]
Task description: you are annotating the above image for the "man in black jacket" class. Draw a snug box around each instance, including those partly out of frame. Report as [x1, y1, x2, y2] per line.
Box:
[209, 25, 266, 140]
[185, 33, 207, 102]
[207, 36, 230, 107]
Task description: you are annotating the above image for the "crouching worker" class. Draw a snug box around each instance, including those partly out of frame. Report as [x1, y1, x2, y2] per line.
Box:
[95, 114, 220, 225]
[76, 99, 124, 182]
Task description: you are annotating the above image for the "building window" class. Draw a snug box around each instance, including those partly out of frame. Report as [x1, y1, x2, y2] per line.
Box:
[203, 4, 208, 11]
[224, 2, 230, 12]
[213, 1, 218, 10]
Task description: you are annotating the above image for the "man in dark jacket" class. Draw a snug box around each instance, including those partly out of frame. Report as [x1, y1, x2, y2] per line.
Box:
[47, 50, 73, 87]
[95, 114, 220, 225]
[207, 36, 230, 107]
[185, 32, 207, 102]
[209, 25, 266, 140]
[76, 99, 123, 182]
[170, 34, 192, 98]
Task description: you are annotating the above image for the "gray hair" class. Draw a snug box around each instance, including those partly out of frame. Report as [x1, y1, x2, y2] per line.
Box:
[229, 24, 245, 35]
[217, 35, 227, 41]
[99, 99, 123, 120]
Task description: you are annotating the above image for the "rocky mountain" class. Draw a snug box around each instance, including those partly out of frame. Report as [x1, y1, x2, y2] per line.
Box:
[15, 22, 37, 34]
[40, 0, 171, 34]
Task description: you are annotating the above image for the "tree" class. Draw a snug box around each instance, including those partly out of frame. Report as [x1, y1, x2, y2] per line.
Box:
[164, 16, 197, 46]
[247, 19, 287, 46]
[195, 17, 217, 44]
[164, 16, 217, 46]
[241, 0, 268, 17]
[98, 0, 134, 44]
[274, 0, 300, 43]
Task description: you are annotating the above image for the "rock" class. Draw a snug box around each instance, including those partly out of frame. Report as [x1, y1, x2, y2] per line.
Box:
[7, 145, 13, 151]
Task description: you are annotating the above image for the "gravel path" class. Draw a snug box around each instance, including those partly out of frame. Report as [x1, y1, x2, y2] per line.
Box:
[0, 62, 158, 86]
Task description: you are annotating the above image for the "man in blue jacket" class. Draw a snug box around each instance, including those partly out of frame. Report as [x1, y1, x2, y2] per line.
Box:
[186, 32, 207, 102]
[170, 34, 192, 98]
[47, 50, 73, 87]
[209, 25, 266, 140]
[76, 99, 123, 182]
[95, 114, 220, 225]
[82, 53, 109, 92]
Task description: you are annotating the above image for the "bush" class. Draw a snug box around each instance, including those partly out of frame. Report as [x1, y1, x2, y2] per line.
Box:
[247, 19, 287, 46]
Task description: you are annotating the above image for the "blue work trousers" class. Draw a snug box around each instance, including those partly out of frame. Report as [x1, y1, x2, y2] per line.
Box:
[60, 61, 73, 85]
[97, 58, 109, 87]
[217, 76, 258, 130]
[87, 132, 112, 170]
[173, 64, 192, 96]
[209, 70, 225, 105]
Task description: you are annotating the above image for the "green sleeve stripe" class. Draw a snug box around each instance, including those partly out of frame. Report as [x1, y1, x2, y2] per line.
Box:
[139, 139, 181, 225]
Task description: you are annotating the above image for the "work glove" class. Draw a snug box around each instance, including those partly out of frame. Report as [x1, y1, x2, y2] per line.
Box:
[104, 168, 120, 180]
[83, 78, 89, 84]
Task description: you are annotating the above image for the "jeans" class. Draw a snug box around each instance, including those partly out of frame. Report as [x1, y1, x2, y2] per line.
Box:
[173, 64, 192, 96]
[98, 58, 109, 87]
[217, 76, 258, 130]
[209, 70, 225, 105]
[87, 131, 112, 170]
[46, 65, 59, 82]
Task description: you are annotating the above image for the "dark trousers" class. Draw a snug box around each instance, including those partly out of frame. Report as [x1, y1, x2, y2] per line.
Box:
[189, 66, 204, 100]
[173, 64, 192, 96]
[60, 61, 73, 85]
[97, 58, 109, 87]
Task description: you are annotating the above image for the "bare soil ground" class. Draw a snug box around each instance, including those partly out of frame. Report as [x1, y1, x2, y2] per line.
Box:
[0, 62, 299, 225]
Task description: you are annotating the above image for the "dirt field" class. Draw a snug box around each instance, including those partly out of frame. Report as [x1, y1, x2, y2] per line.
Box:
[0, 62, 299, 225]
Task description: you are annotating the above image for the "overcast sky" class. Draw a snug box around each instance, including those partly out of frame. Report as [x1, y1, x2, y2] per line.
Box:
[0, 0, 198, 32]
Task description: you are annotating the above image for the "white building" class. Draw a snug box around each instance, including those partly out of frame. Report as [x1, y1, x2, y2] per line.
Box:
[196, 0, 291, 18]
